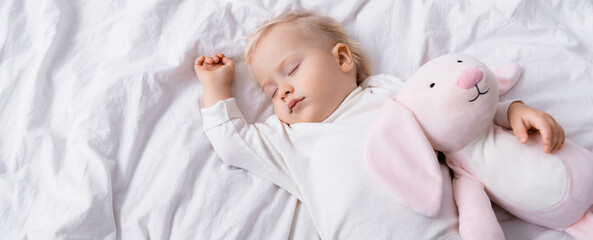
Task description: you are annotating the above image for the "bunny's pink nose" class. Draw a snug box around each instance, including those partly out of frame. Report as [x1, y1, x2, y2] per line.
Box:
[457, 68, 484, 89]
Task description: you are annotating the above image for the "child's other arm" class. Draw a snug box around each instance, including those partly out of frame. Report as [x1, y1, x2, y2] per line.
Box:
[507, 101, 565, 153]
[496, 101, 566, 154]
[195, 53, 234, 107]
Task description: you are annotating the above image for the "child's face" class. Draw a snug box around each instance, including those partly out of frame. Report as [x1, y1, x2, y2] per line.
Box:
[251, 23, 357, 124]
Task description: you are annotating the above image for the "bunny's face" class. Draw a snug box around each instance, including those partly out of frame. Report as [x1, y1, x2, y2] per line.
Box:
[396, 54, 500, 152]
[365, 54, 521, 217]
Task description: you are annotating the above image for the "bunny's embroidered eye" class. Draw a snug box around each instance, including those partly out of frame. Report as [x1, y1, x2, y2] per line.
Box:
[430, 83, 435, 88]
[457, 60, 463, 63]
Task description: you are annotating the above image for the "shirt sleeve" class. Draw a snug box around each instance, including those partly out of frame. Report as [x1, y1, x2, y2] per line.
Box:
[201, 98, 296, 194]
[494, 99, 522, 129]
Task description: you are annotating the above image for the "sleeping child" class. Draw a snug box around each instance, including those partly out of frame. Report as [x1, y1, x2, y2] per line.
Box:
[194, 9, 566, 239]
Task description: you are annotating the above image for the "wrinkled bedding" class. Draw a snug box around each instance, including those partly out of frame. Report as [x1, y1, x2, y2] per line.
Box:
[1, 0, 592, 239]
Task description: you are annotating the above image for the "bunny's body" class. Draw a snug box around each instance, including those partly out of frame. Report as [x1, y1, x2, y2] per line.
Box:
[366, 53, 593, 239]
[448, 125, 593, 232]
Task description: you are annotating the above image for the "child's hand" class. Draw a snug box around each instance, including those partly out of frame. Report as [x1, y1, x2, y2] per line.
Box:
[507, 102, 566, 154]
[195, 53, 235, 107]
[195, 53, 235, 88]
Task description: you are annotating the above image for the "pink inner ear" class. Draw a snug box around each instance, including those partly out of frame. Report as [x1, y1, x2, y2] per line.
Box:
[365, 98, 443, 217]
[494, 63, 522, 95]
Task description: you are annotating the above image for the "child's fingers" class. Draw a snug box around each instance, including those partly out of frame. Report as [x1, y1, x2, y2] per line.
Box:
[538, 123, 554, 153]
[511, 119, 529, 144]
[525, 115, 556, 153]
[197, 53, 230, 68]
[553, 135, 563, 153]
[195, 56, 205, 66]
[560, 128, 566, 147]
[221, 56, 234, 68]
[210, 54, 220, 63]
[551, 127, 566, 153]
[549, 128, 559, 153]
[551, 137, 561, 153]
[545, 130, 557, 154]
[542, 119, 564, 153]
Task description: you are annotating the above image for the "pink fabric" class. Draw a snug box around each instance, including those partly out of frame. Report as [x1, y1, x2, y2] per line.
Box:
[365, 53, 593, 239]
[476, 126, 593, 231]
[566, 211, 593, 240]
[452, 175, 504, 240]
[493, 63, 522, 95]
[446, 126, 593, 239]
[457, 68, 484, 89]
[365, 98, 443, 217]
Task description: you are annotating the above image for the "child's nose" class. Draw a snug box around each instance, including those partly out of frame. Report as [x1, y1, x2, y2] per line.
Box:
[279, 85, 294, 100]
[457, 68, 484, 89]
[280, 91, 291, 100]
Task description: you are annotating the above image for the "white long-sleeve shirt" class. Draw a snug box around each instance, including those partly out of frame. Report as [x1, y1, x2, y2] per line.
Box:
[201, 74, 514, 239]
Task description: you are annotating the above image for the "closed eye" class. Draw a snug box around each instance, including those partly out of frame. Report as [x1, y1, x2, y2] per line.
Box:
[266, 88, 278, 99]
[264, 85, 278, 99]
[268, 87, 278, 98]
[288, 64, 300, 76]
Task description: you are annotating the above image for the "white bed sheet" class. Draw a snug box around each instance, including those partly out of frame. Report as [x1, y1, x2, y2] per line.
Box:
[1, 0, 591, 239]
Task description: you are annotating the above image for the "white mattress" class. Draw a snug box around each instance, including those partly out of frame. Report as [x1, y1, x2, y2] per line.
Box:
[1, 0, 591, 239]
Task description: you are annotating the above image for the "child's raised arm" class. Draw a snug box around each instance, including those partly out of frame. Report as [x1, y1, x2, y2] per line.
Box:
[195, 53, 234, 107]
[196, 54, 296, 195]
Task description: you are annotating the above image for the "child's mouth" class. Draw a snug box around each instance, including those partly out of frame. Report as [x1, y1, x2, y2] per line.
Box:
[288, 97, 305, 113]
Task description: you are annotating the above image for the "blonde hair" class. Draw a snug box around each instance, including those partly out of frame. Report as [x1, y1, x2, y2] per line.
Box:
[242, 9, 371, 84]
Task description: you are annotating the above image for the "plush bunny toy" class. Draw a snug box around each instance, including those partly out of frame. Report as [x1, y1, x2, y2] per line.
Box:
[365, 53, 593, 240]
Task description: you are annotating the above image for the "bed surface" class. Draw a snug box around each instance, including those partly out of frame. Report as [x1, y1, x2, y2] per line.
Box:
[1, 0, 591, 239]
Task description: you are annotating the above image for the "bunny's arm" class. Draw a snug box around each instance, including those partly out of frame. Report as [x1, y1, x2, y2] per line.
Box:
[452, 173, 504, 240]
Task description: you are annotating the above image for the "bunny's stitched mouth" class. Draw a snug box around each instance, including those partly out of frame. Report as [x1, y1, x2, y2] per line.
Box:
[469, 85, 489, 102]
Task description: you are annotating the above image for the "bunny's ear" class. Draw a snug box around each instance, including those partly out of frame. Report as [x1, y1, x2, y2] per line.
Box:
[365, 98, 443, 217]
[494, 63, 522, 95]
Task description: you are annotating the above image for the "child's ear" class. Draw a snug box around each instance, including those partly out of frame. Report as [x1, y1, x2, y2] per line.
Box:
[332, 43, 354, 73]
